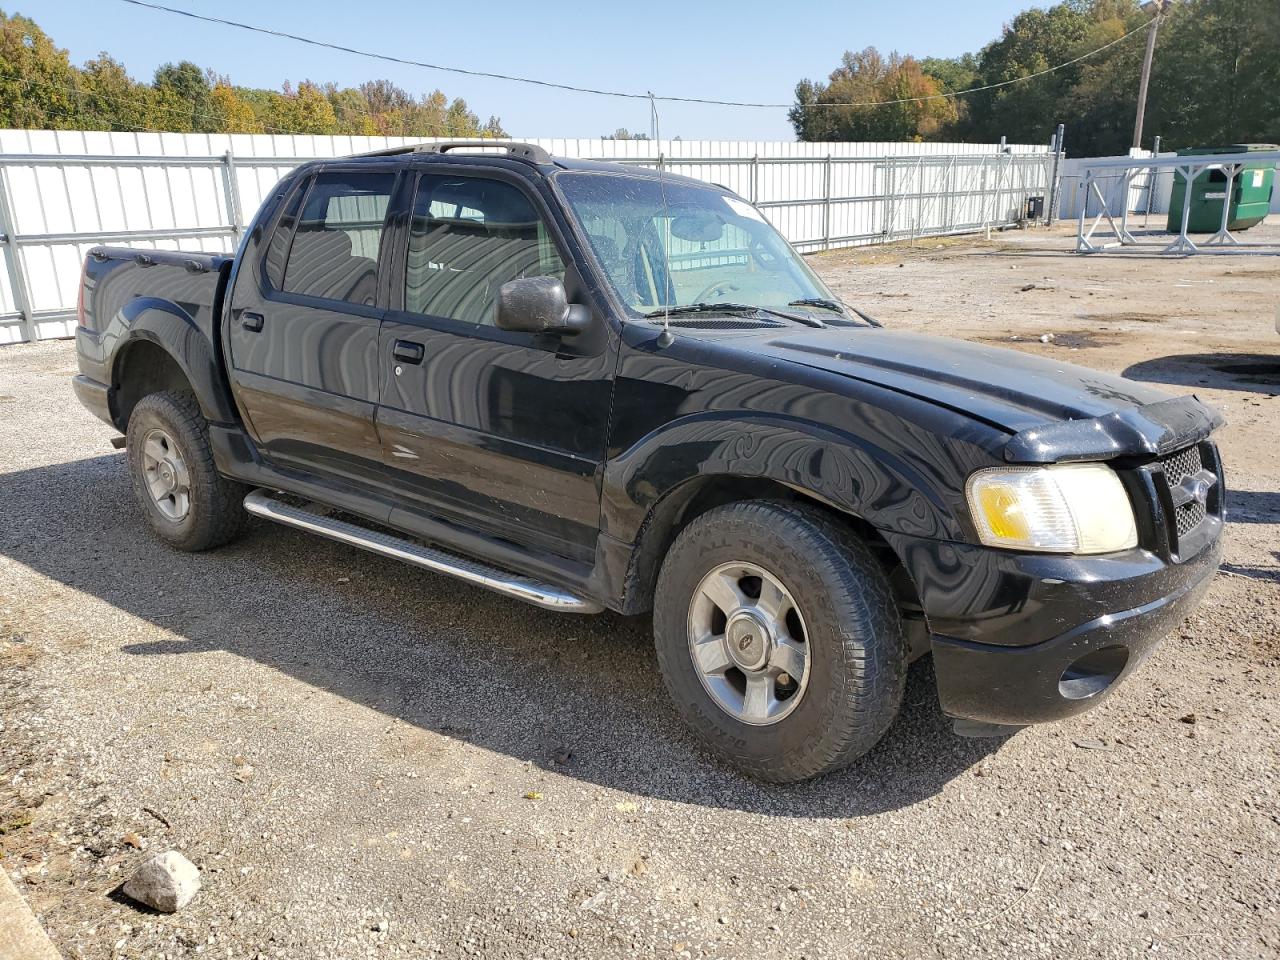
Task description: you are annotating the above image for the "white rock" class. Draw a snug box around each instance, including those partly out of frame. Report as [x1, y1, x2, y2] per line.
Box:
[123, 851, 201, 912]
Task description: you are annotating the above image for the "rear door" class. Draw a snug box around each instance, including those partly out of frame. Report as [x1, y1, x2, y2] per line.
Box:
[226, 168, 397, 487]
[376, 167, 615, 561]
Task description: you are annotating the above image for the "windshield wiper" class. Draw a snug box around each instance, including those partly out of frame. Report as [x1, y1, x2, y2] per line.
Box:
[788, 297, 844, 314]
[789, 297, 882, 328]
[644, 302, 759, 318]
[644, 302, 825, 328]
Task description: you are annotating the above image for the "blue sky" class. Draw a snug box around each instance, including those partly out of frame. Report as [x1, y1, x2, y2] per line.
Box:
[35, 0, 1034, 140]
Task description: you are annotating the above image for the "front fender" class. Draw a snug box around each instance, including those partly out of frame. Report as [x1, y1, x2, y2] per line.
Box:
[600, 411, 964, 544]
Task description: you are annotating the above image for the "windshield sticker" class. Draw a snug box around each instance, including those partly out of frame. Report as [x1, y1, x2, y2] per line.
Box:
[723, 196, 767, 223]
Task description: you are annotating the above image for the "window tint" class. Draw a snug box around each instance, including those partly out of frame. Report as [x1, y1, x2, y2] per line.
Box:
[405, 175, 566, 325]
[263, 180, 306, 289]
[281, 172, 394, 306]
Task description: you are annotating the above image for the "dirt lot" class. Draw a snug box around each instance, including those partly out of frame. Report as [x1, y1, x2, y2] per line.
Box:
[1, 223, 1277, 960]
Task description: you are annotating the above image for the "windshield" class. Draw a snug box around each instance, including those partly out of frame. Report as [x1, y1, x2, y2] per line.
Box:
[555, 172, 837, 317]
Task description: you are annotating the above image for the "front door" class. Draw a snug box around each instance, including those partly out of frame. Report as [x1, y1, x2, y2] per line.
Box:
[376, 169, 615, 561]
[226, 168, 396, 488]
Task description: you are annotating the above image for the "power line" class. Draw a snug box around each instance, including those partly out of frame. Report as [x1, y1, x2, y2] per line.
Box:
[113, 0, 1154, 111]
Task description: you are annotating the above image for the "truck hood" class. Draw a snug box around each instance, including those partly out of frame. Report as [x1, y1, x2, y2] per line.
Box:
[748, 328, 1222, 462]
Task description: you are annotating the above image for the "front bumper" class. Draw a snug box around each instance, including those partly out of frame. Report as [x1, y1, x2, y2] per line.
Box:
[888, 526, 1223, 728]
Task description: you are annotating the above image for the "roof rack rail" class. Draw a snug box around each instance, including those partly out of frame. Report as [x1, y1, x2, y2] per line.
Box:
[352, 140, 553, 164]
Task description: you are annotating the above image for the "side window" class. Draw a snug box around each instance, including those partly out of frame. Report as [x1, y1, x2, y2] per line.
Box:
[281, 172, 394, 307]
[405, 175, 566, 326]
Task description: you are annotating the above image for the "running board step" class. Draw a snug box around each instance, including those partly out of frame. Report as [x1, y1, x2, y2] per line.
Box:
[242, 489, 602, 614]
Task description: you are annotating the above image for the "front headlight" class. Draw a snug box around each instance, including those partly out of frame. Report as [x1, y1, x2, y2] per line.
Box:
[966, 463, 1139, 554]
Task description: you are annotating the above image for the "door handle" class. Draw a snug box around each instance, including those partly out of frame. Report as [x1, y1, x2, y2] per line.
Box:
[392, 339, 425, 364]
[241, 312, 265, 332]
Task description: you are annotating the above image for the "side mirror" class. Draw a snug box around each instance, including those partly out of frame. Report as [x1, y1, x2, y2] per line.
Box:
[495, 277, 590, 335]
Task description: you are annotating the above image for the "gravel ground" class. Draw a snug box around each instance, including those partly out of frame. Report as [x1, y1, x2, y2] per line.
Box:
[1, 224, 1278, 960]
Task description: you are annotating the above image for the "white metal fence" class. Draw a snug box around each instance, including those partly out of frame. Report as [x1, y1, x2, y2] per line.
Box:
[1060, 149, 1163, 219]
[0, 130, 1052, 345]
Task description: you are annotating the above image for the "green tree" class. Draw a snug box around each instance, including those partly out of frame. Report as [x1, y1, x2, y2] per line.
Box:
[153, 60, 215, 132]
[324, 84, 378, 136]
[267, 80, 337, 135]
[0, 11, 82, 128]
[0, 10, 511, 139]
[955, 3, 1097, 145]
[211, 81, 261, 133]
[790, 48, 957, 142]
[76, 55, 152, 131]
[1144, 0, 1280, 148]
[919, 54, 980, 95]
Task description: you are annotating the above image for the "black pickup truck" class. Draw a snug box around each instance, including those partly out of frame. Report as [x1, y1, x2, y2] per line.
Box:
[72, 141, 1225, 782]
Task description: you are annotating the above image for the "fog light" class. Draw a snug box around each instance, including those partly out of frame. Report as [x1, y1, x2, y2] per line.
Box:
[1058, 645, 1130, 700]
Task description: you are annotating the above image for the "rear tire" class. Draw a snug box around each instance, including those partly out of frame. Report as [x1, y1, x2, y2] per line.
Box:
[653, 500, 906, 783]
[126, 391, 250, 551]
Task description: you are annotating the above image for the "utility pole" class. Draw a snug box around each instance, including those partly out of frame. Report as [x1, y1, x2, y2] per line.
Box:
[1133, 0, 1173, 150]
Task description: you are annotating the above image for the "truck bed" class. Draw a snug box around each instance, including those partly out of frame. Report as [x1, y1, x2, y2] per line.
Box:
[74, 247, 235, 432]
[80, 246, 233, 339]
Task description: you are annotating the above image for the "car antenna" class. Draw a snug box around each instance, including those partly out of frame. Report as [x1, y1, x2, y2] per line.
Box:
[650, 92, 675, 349]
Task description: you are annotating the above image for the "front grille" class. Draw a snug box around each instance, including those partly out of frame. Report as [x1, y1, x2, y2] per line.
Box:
[1162, 445, 1208, 537]
[1155, 443, 1219, 553]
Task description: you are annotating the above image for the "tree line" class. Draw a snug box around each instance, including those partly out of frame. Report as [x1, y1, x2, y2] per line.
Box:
[0, 11, 507, 137]
[791, 0, 1279, 154]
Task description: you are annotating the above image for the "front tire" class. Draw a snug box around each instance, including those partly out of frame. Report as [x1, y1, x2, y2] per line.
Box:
[653, 501, 906, 782]
[126, 391, 250, 551]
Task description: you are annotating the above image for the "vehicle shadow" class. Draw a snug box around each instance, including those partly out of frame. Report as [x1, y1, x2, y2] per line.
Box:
[1122, 352, 1280, 395]
[0, 453, 1002, 819]
[1227, 489, 1280, 524]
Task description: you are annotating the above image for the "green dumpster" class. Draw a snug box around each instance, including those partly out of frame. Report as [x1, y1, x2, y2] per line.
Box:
[1166, 144, 1276, 234]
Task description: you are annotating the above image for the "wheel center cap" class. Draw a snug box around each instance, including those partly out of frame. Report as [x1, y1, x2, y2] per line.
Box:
[158, 462, 175, 491]
[725, 612, 771, 671]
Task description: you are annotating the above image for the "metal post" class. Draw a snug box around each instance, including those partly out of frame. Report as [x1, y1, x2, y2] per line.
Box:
[979, 157, 990, 237]
[1047, 123, 1066, 226]
[1144, 135, 1161, 227]
[750, 154, 759, 204]
[910, 156, 924, 245]
[1118, 168, 1138, 243]
[1076, 170, 1091, 251]
[1164, 163, 1198, 254]
[222, 149, 244, 239]
[882, 158, 895, 241]
[821, 155, 832, 250]
[0, 167, 36, 343]
[944, 156, 956, 233]
[1208, 164, 1240, 246]
[1133, 9, 1165, 150]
